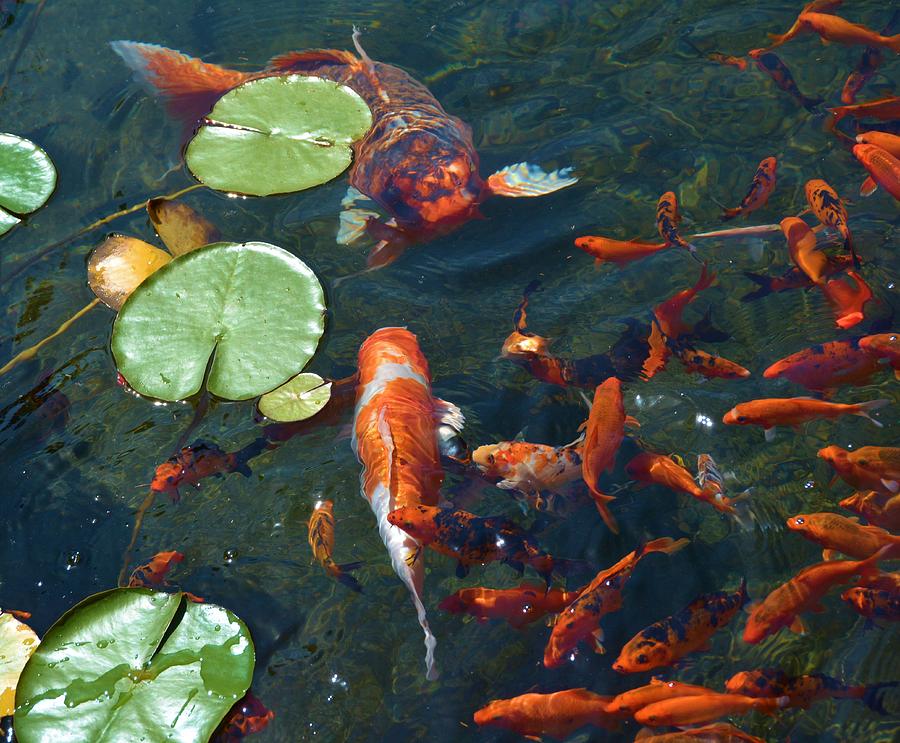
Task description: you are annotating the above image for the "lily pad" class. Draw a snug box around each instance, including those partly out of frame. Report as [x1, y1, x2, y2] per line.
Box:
[0, 612, 39, 716]
[147, 198, 221, 257]
[0, 133, 56, 236]
[87, 235, 172, 311]
[185, 75, 372, 196]
[111, 241, 326, 401]
[258, 372, 331, 422]
[14, 589, 254, 743]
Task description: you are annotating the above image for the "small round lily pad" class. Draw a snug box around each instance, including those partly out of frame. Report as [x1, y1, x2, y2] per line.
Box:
[0, 133, 56, 236]
[185, 74, 372, 196]
[258, 372, 331, 422]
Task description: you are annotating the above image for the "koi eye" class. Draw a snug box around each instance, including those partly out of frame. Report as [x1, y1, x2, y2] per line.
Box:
[487, 454, 495, 464]
[637, 654, 647, 664]
[795, 517, 805, 525]
[737, 416, 747, 423]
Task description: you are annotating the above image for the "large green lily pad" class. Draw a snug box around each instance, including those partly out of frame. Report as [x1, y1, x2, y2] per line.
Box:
[185, 74, 372, 196]
[14, 589, 254, 743]
[111, 241, 326, 401]
[0, 133, 56, 236]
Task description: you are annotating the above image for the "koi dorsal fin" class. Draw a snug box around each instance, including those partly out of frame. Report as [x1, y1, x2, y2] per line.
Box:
[266, 49, 359, 73]
[111, 41, 250, 126]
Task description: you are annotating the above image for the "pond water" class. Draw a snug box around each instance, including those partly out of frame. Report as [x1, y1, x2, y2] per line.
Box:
[1, 0, 898, 741]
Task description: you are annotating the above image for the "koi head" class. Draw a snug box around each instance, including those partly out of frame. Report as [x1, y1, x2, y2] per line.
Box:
[785, 514, 814, 536]
[841, 586, 873, 614]
[613, 642, 666, 674]
[818, 445, 850, 469]
[473, 698, 522, 732]
[722, 406, 749, 425]
[471, 444, 507, 476]
[500, 329, 552, 359]
[150, 461, 183, 493]
[859, 333, 899, 358]
[386, 504, 439, 542]
[725, 669, 787, 697]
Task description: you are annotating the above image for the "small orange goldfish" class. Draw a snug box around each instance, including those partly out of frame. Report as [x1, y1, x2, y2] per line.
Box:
[439, 583, 583, 629]
[626, 452, 735, 515]
[581, 377, 625, 533]
[128, 551, 184, 588]
[675, 346, 751, 380]
[656, 191, 697, 254]
[633, 692, 788, 727]
[798, 12, 900, 52]
[760, 0, 844, 50]
[708, 52, 749, 71]
[307, 500, 362, 592]
[723, 397, 887, 437]
[853, 143, 900, 201]
[805, 179, 857, 267]
[818, 445, 900, 496]
[613, 579, 748, 673]
[574, 235, 669, 267]
[543, 537, 689, 666]
[151, 441, 252, 502]
[839, 491, 900, 532]
[721, 157, 777, 220]
[786, 512, 900, 559]
[473, 689, 619, 740]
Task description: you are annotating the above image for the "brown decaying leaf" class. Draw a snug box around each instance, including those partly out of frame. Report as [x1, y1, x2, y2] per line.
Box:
[87, 234, 171, 310]
[147, 197, 222, 257]
[0, 611, 40, 716]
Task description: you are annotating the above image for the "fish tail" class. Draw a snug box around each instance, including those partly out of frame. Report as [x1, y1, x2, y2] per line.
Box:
[740, 272, 776, 301]
[110, 40, 250, 125]
[335, 564, 364, 593]
[861, 682, 900, 715]
[589, 487, 619, 534]
[857, 544, 900, 577]
[720, 207, 742, 221]
[853, 398, 889, 427]
[642, 537, 691, 557]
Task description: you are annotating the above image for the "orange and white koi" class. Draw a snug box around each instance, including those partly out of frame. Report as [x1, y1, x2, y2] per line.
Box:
[743, 546, 895, 643]
[352, 327, 464, 679]
[574, 235, 669, 267]
[439, 583, 583, 629]
[543, 537, 689, 666]
[787, 512, 900, 559]
[763, 338, 885, 393]
[581, 377, 624, 533]
[634, 692, 789, 727]
[723, 397, 887, 438]
[626, 452, 736, 515]
[797, 12, 900, 52]
[853, 143, 900, 201]
[605, 678, 715, 717]
[473, 689, 619, 740]
[613, 579, 748, 673]
[307, 500, 362, 592]
[656, 192, 697, 254]
[839, 491, 900, 532]
[721, 157, 777, 220]
[804, 179, 857, 267]
[818, 445, 900, 496]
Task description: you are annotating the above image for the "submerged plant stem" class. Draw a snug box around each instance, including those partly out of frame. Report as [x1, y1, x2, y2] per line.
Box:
[118, 489, 157, 587]
[0, 298, 100, 377]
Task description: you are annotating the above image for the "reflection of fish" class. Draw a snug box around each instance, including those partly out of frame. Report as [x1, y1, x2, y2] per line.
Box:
[760, 0, 844, 51]
[112, 33, 577, 269]
[721, 157, 777, 220]
[749, 50, 822, 111]
[439, 583, 582, 629]
[632, 723, 766, 742]
[307, 500, 362, 592]
[473, 689, 619, 740]
[151, 441, 253, 502]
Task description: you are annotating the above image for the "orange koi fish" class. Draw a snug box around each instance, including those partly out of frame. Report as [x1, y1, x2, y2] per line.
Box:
[721, 157, 777, 220]
[760, 0, 844, 50]
[581, 377, 624, 533]
[856, 130, 900, 157]
[113, 35, 576, 268]
[656, 192, 697, 254]
[631, 723, 765, 743]
[726, 669, 897, 713]
[574, 235, 669, 267]
[439, 583, 582, 629]
[842, 584, 900, 624]
[841, 12, 900, 104]
[797, 12, 900, 52]
[151, 441, 253, 502]
[818, 445, 900, 496]
[634, 692, 788, 727]
[352, 327, 464, 679]
[605, 678, 715, 717]
[782, 216, 827, 285]
[853, 143, 900, 201]
[387, 504, 560, 583]
[740, 254, 856, 301]
[128, 551, 184, 588]
[708, 52, 748, 71]
[211, 692, 275, 743]
[858, 332, 900, 374]
[839, 491, 900, 532]
[675, 346, 751, 380]
[804, 179, 857, 267]
[472, 437, 583, 511]
[626, 452, 735, 515]
[613, 580, 748, 673]
[749, 50, 823, 111]
[743, 546, 894, 643]
[829, 96, 900, 124]
[543, 537, 689, 666]
[763, 338, 885, 393]
[473, 689, 619, 740]
[307, 500, 362, 592]
[787, 512, 900, 559]
[822, 270, 873, 330]
[723, 397, 887, 437]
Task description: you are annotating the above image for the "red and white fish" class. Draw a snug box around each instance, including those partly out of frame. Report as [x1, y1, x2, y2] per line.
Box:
[352, 327, 464, 680]
[112, 33, 577, 269]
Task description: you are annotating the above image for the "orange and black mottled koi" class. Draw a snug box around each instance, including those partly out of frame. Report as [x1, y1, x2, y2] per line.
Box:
[842, 584, 900, 625]
[721, 157, 777, 220]
[150, 440, 256, 502]
[613, 580, 749, 673]
[805, 179, 858, 267]
[674, 345, 751, 380]
[725, 669, 898, 714]
[842, 45, 883, 105]
[749, 50, 823, 111]
[656, 192, 697, 254]
[128, 550, 204, 602]
[708, 52, 748, 71]
[307, 500, 363, 592]
[211, 692, 275, 743]
[740, 255, 856, 301]
[763, 338, 886, 393]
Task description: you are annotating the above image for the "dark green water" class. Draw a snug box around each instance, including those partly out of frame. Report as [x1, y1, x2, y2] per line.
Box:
[1, 0, 898, 741]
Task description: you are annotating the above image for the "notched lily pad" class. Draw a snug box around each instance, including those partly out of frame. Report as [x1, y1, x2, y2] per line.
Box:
[258, 371, 331, 422]
[87, 234, 172, 310]
[111, 241, 326, 402]
[14, 588, 254, 743]
[147, 198, 222, 257]
[185, 75, 372, 196]
[0, 612, 40, 716]
[0, 133, 56, 236]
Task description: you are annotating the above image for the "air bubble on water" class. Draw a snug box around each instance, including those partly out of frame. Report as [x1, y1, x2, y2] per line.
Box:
[223, 549, 237, 565]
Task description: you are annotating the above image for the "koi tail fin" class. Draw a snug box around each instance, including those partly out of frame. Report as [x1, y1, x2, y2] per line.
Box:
[740, 271, 777, 301]
[853, 398, 889, 427]
[485, 163, 579, 198]
[588, 487, 619, 534]
[861, 682, 900, 715]
[335, 561, 363, 593]
[641, 537, 691, 557]
[860, 176, 878, 197]
[857, 544, 900, 579]
[110, 40, 251, 127]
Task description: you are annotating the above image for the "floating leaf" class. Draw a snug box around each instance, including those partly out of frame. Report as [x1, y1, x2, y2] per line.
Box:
[14, 589, 254, 743]
[147, 198, 222, 257]
[0, 133, 56, 236]
[111, 241, 326, 401]
[258, 372, 331, 422]
[0, 612, 39, 716]
[185, 75, 372, 196]
[87, 234, 172, 310]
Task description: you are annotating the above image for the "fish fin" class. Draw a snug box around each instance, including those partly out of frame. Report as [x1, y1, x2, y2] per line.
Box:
[720, 206, 742, 221]
[740, 271, 777, 301]
[433, 397, 466, 433]
[789, 615, 808, 634]
[591, 627, 606, 654]
[485, 162, 578, 198]
[405, 544, 422, 568]
[455, 561, 470, 579]
[764, 427, 776, 442]
[336, 570, 363, 593]
[110, 41, 250, 126]
[367, 238, 408, 270]
[352, 26, 391, 103]
[854, 398, 889, 427]
[266, 48, 358, 72]
[691, 307, 730, 343]
[590, 489, 620, 534]
[882, 479, 900, 494]
[860, 176, 878, 198]
[624, 415, 640, 428]
[822, 548, 840, 561]
[337, 188, 381, 245]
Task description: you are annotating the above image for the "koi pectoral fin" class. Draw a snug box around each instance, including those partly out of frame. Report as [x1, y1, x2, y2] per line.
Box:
[486, 163, 578, 198]
[591, 628, 606, 654]
[337, 187, 381, 245]
[405, 545, 423, 568]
